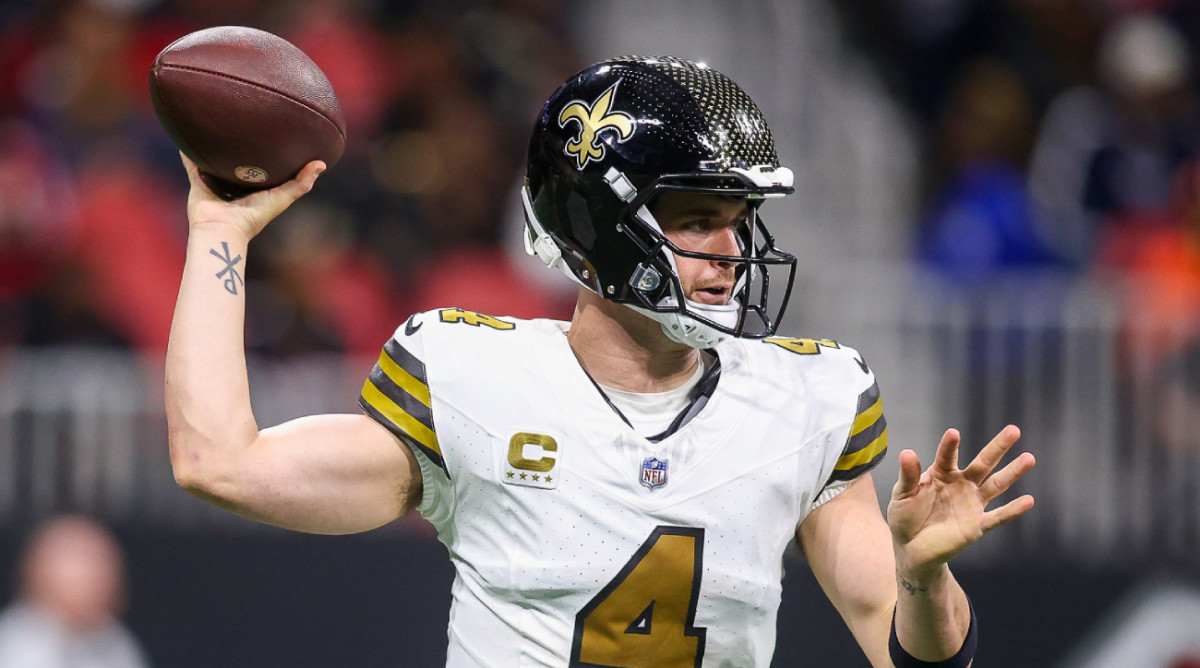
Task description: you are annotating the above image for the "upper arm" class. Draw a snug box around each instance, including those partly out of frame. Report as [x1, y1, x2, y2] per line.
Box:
[187, 412, 422, 535]
[797, 474, 897, 667]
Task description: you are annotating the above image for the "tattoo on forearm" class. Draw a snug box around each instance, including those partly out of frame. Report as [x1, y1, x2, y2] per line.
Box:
[209, 242, 244, 295]
[898, 571, 928, 596]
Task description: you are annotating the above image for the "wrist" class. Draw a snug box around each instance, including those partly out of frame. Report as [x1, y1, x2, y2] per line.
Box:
[894, 551, 952, 593]
[183, 225, 251, 298]
[189, 220, 254, 245]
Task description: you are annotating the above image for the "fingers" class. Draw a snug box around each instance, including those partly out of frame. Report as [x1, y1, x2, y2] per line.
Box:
[250, 160, 326, 223]
[980, 494, 1036, 533]
[979, 452, 1036, 502]
[962, 424, 1021, 485]
[281, 160, 327, 200]
[183, 157, 326, 236]
[179, 152, 325, 206]
[179, 152, 212, 198]
[892, 448, 923, 499]
[931, 428, 961, 475]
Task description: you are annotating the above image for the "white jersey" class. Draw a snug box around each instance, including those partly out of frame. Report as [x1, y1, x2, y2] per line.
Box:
[358, 309, 887, 668]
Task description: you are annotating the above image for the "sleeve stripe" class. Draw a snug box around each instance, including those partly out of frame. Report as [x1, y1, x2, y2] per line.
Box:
[360, 380, 442, 459]
[835, 427, 888, 471]
[846, 413, 887, 457]
[827, 379, 888, 483]
[374, 350, 432, 409]
[828, 455, 884, 483]
[384, 338, 427, 383]
[367, 364, 434, 432]
[851, 396, 883, 436]
[358, 395, 448, 475]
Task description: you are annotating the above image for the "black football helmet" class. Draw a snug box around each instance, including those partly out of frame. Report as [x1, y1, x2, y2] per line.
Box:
[522, 55, 797, 348]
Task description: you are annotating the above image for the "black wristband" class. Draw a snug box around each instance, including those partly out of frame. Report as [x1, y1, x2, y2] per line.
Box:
[888, 598, 978, 668]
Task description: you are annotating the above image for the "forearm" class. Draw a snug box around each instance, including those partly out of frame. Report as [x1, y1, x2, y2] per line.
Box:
[165, 224, 258, 488]
[892, 559, 973, 664]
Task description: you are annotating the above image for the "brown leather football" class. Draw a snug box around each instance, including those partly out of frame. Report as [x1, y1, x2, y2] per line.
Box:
[149, 26, 346, 200]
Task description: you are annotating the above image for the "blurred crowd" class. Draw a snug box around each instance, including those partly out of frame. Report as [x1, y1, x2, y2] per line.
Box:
[1, 0, 1200, 419]
[835, 0, 1200, 454]
[0, 0, 580, 359]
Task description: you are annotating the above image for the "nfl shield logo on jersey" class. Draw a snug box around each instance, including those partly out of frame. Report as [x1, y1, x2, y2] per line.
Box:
[641, 457, 668, 490]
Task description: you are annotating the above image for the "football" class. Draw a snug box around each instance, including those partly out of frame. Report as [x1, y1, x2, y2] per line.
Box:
[149, 26, 346, 200]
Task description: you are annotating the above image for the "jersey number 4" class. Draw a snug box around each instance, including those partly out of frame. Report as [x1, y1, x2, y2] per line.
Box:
[570, 526, 706, 667]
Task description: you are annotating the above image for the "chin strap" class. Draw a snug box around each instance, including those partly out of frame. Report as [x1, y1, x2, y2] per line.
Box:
[627, 300, 733, 349]
[521, 184, 564, 270]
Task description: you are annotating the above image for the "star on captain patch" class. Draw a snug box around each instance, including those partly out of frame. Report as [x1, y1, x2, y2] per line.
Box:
[641, 457, 668, 490]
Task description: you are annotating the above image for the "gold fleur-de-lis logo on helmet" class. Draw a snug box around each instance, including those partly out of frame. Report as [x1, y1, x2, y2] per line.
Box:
[558, 82, 635, 170]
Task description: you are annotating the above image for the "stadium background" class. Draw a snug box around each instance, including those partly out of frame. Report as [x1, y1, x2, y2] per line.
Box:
[2, 0, 1200, 665]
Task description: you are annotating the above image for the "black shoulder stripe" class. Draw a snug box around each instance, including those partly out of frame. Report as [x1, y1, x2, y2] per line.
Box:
[385, 338, 427, 383]
[358, 396, 448, 476]
[358, 338, 445, 475]
[367, 364, 434, 433]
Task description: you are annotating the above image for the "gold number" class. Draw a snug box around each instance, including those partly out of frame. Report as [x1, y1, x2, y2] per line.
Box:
[438, 308, 515, 330]
[764, 336, 839, 355]
[571, 526, 705, 668]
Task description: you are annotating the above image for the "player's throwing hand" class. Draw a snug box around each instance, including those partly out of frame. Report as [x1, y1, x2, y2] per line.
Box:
[181, 152, 325, 240]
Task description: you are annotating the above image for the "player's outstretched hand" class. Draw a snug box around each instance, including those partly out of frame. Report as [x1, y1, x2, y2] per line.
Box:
[181, 152, 325, 240]
[887, 425, 1036, 578]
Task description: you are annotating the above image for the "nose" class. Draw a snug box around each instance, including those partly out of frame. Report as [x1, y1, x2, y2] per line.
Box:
[706, 226, 741, 266]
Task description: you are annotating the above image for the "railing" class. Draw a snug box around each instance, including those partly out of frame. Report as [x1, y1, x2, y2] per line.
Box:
[0, 349, 374, 531]
[795, 263, 1192, 568]
[0, 268, 1193, 566]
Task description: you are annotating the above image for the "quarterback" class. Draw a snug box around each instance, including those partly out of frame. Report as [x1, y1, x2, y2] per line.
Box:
[166, 56, 1035, 667]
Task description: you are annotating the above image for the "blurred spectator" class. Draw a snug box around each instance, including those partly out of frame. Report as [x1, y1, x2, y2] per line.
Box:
[0, 516, 149, 668]
[1172, 655, 1200, 668]
[914, 58, 1069, 283]
[829, 0, 1101, 138]
[1154, 340, 1200, 453]
[1094, 165, 1200, 375]
[1029, 11, 1200, 264]
[0, 0, 187, 352]
[246, 199, 404, 357]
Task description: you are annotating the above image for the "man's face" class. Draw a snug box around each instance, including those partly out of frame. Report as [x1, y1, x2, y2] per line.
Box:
[650, 191, 749, 306]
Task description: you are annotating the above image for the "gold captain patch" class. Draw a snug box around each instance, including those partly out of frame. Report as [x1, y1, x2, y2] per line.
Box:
[504, 432, 560, 490]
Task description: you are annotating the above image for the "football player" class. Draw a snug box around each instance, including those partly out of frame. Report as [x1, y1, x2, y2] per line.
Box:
[166, 55, 1036, 667]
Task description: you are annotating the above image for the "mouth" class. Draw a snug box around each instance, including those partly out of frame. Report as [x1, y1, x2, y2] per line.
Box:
[691, 285, 732, 305]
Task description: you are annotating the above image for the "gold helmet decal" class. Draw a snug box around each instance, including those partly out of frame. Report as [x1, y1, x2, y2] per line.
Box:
[558, 82, 635, 170]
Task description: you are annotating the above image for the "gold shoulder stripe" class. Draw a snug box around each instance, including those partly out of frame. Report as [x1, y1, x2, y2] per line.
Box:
[835, 429, 888, 471]
[851, 396, 883, 436]
[376, 350, 431, 408]
[828, 379, 888, 484]
[360, 380, 441, 458]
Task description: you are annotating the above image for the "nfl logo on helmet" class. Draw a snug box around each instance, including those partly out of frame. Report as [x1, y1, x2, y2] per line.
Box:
[641, 457, 668, 490]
